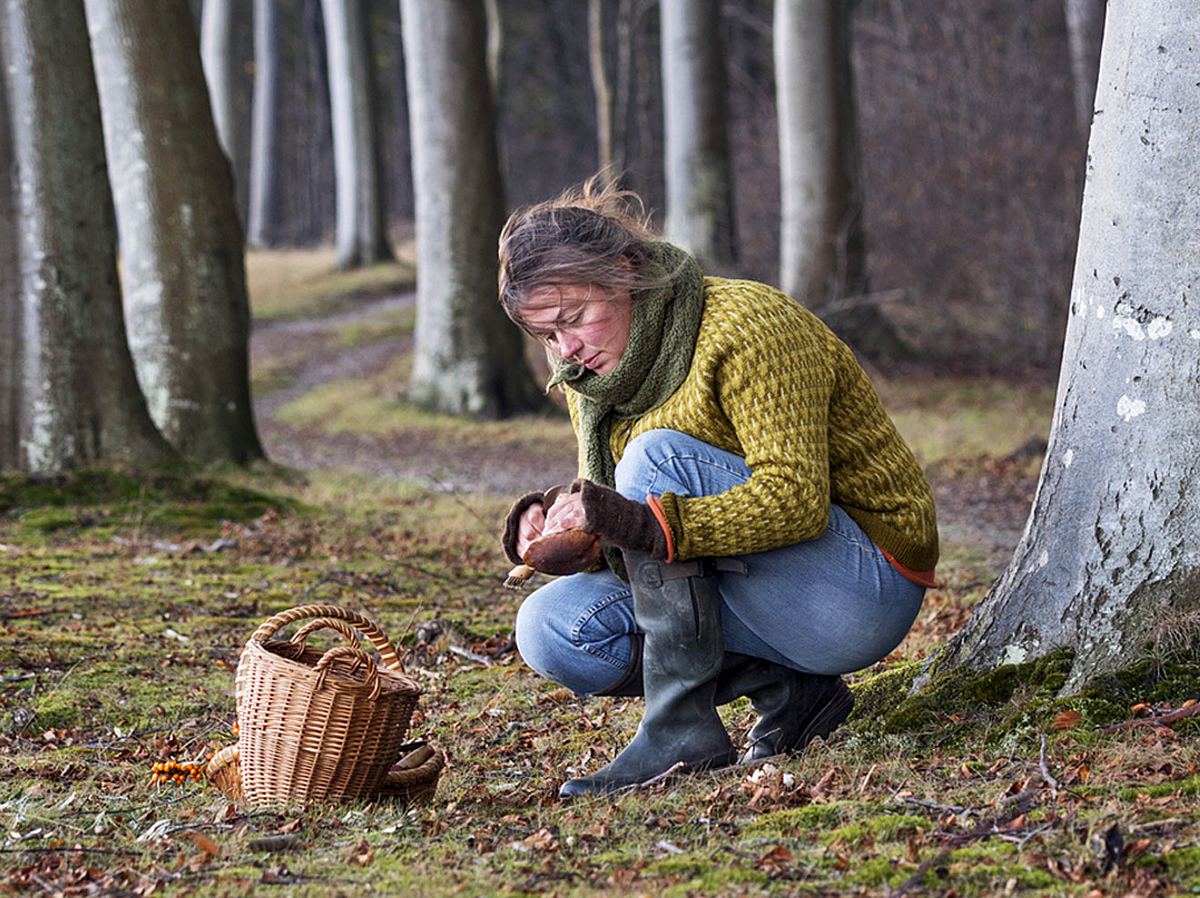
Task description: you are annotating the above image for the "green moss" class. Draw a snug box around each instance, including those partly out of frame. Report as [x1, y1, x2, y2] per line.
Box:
[18, 507, 79, 532]
[879, 650, 1073, 734]
[1118, 773, 1200, 801]
[1163, 846, 1200, 880]
[0, 467, 295, 538]
[826, 814, 927, 844]
[745, 802, 847, 835]
[848, 661, 921, 726]
[846, 856, 906, 887]
[659, 866, 771, 895]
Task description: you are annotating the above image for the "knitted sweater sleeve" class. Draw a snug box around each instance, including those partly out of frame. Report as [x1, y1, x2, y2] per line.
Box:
[655, 307, 837, 560]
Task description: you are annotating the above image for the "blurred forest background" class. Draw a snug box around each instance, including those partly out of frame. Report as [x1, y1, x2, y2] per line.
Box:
[217, 0, 1090, 376]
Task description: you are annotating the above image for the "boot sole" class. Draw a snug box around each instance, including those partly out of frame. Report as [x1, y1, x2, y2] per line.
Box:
[559, 748, 738, 799]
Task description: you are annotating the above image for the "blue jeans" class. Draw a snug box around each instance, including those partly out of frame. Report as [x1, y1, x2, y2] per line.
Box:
[514, 429, 926, 695]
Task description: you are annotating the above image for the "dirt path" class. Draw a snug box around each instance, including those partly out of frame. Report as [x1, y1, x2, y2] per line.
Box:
[250, 293, 1035, 566]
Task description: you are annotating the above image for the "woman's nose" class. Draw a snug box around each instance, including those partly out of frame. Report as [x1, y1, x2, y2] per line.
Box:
[555, 331, 584, 358]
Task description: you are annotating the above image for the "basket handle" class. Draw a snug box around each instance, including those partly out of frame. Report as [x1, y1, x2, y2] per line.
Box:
[251, 603, 404, 671]
[290, 618, 363, 650]
[313, 645, 381, 700]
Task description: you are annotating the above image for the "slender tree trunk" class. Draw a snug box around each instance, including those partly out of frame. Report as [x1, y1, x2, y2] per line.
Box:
[939, 0, 1200, 694]
[321, 0, 392, 269]
[85, 0, 263, 464]
[660, 0, 736, 270]
[774, 0, 903, 361]
[589, 0, 615, 178]
[248, 0, 281, 247]
[1064, 0, 1106, 138]
[483, 0, 502, 100]
[400, 0, 544, 418]
[0, 0, 170, 472]
[200, 0, 241, 173]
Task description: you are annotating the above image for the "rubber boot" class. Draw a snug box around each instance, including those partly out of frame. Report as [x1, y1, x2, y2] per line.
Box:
[559, 553, 735, 798]
[593, 633, 644, 698]
[715, 653, 854, 762]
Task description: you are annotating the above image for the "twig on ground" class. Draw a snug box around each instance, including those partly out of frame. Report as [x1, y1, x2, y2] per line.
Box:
[1100, 703, 1200, 732]
[1038, 733, 1060, 791]
[631, 761, 688, 791]
[448, 644, 492, 667]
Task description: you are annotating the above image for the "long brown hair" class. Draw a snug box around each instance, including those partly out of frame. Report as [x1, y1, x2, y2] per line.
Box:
[498, 176, 676, 328]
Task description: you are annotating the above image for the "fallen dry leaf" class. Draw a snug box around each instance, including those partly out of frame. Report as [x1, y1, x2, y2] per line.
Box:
[183, 831, 220, 857]
[1053, 710, 1083, 730]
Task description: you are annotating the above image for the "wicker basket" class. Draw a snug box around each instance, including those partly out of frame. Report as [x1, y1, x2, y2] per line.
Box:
[205, 741, 444, 805]
[235, 604, 422, 806]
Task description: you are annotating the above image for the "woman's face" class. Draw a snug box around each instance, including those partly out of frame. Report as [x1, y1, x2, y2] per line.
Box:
[520, 284, 633, 375]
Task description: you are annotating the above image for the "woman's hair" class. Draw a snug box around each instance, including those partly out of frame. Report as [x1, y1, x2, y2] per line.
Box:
[498, 175, 672, 327]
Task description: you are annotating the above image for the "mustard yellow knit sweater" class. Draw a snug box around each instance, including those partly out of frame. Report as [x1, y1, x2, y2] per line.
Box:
[565, 277, 939, 571]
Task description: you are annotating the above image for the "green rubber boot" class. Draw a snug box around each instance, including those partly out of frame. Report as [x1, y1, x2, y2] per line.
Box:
[715, 653, 854, 762]
[559, 553, 735, 798]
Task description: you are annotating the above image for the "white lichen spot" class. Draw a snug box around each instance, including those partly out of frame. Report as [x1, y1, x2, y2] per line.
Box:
[1147, 317, 1173, 339]
[1096, 306, 1105, 319]
[1000, 644, 1028, 666]
[1112, 315, 1145, 341]
[1190, 329, 1200, 341]
[1062, 448, 1074, 468]
[226, 401, 237, 412]
[1037, 549, 1050, 569]
[1117, 394, 1147, 422]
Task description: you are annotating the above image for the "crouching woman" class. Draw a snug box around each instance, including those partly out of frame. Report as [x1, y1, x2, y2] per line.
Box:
[498, 180, 938, 799]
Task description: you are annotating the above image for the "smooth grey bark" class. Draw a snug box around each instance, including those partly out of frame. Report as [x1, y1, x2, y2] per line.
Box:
[321, 0, 392, 269]
[200, 0, 241, 170]
[400, 0, 544, 418]
[0, 0, 169, 472]
[1064, 0, 1106, 137]
[938, 0, 1200, 693]
[660, 0, 736, 270]
[247, 0, 281, 247]
[85, 0, 263, 464]
[774, 0, 902, 360]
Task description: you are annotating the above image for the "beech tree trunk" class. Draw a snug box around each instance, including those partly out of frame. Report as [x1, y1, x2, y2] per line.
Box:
[1064, 0, 1106, 137]
[85, 0, 263, 463]
[0, 0, 170, 472]
[247, 0, 281, 247]
[321, 0, 392, 269]
[660, 0, 736, 270]
[774, 0, 904, 361]
[940, 0, 1200, 694]
[400, 0, 544, 418]
[200, 0, 241, 174]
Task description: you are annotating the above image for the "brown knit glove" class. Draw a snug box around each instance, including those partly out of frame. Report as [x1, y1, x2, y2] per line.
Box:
[575, 479, 671, 561]
[501, 490, 549, 565]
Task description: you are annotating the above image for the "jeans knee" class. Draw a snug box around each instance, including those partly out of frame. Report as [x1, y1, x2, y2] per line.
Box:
[614, 429, 689, 497]
[514, 590, 563, 682]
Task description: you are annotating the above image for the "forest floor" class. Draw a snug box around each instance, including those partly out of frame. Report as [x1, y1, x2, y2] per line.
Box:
[1, 253, 1197, 897]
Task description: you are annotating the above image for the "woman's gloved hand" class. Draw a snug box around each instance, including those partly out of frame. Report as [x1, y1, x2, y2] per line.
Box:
[568, 478, 672, 561]
[501, 489, 552, 565]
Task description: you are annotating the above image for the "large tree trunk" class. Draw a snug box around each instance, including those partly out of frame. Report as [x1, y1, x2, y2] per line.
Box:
[85, 0, 263, 464]
[247, 0, 281, 247]
[774, 0, 904, 361]
[1064, 0, 1106, 138]
[659, 0, 736, 271]
[0, 0, 170, 472]
[321, 0, 392, 269]
[940, 0, 1200, 694]
[400, 0, 544, 418]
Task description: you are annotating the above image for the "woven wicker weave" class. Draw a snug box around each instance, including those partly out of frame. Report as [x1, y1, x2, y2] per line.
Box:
[235, 604, 421, 806]
[204, 742, 444, 805]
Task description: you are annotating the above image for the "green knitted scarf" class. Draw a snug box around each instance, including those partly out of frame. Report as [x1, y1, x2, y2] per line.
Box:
[547, 242, 705, 576]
